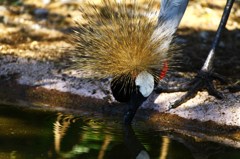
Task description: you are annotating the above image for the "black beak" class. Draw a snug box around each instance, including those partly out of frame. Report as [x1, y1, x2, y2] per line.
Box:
[124, 86, 147, 125]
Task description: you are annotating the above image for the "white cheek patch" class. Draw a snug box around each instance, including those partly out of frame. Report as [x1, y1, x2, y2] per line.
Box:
[135, 71, 154, 97]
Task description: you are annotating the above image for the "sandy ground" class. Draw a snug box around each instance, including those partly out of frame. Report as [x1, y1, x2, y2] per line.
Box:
[0, 0, 240, 130]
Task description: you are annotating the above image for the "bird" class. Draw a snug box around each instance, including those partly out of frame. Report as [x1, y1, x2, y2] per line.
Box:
[67, 0, 235, 124]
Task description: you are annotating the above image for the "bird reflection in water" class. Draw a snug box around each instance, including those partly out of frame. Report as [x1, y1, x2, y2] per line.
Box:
[123, 125, 150, 159]
[53, 113, 226, 159]
[52, 113, 158, 159]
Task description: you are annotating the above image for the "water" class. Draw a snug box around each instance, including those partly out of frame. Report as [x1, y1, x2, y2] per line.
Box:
[0, 104, 240, 159]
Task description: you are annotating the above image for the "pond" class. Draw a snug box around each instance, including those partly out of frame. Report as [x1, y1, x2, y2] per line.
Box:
[0, 104, 240, 159]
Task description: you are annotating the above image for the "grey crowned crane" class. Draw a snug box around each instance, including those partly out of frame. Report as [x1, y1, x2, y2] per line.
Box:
[70, 0, 235, 124]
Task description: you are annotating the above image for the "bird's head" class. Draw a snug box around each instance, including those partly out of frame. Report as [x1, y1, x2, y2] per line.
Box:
[69, 0, 175, 103]
[110, 61, 168, 103]
[110, 71, 154, 103]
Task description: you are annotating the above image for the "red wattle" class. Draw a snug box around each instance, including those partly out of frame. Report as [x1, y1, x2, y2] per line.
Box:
[159, 61, 168, 80]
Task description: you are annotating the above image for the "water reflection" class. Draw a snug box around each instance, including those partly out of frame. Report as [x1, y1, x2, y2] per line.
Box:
[123, 125, 150, 159]
[53, 113, 152, 159]
[1, 105, 240, 159]
[159, 137, 170, 159]
[52, 113, 240, 159]
[53, 113, 110, 158]
[53, 113, 78, 154]
[52, 113, 189, 159]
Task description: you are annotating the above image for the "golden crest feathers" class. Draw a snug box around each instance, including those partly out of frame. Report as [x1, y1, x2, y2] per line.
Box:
[68, 0, 177, 80]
